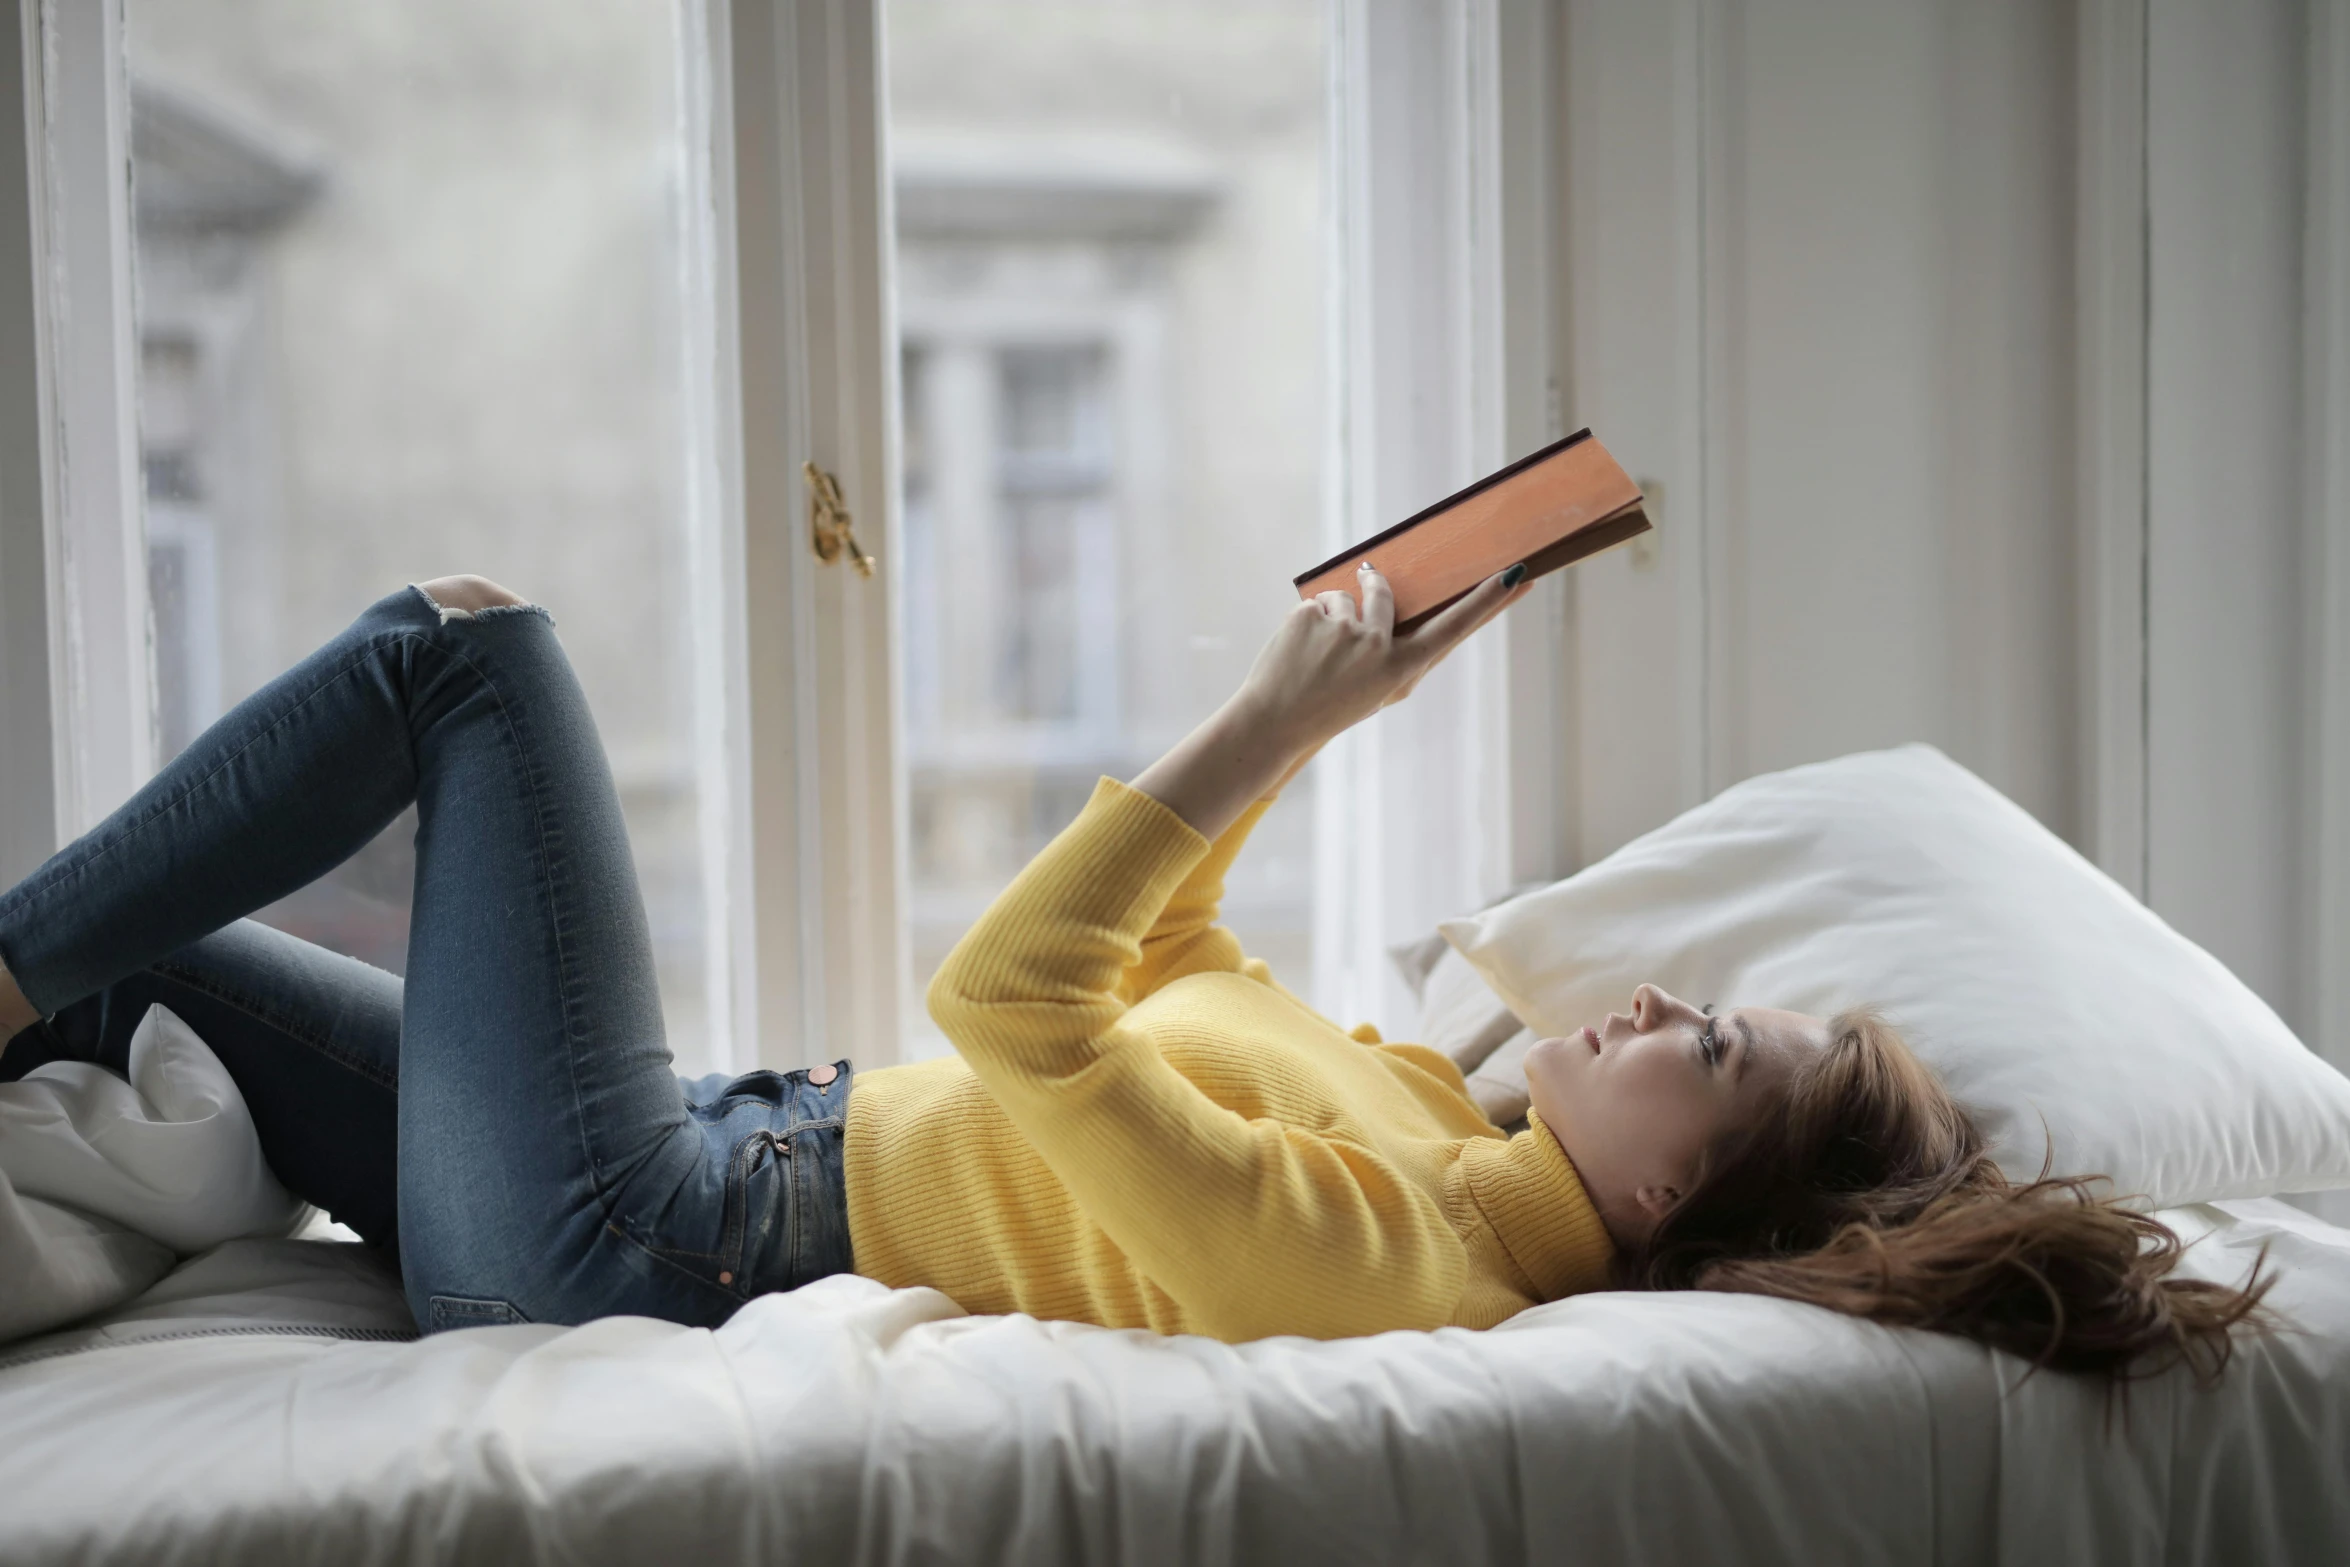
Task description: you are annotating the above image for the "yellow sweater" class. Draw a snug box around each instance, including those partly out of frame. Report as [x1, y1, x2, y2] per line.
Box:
[843, 777, 1615, 1341]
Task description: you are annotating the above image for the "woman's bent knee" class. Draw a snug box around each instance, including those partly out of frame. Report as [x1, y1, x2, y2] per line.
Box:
[417, 574, 527, 615]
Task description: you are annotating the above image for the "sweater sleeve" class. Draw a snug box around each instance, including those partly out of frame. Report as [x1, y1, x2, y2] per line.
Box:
[926, 777, 1467, 1341]
[1113, 792, 1280, 1006]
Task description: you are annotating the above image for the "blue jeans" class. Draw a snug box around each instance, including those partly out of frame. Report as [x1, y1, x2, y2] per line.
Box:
[0, 586, 854, 1331]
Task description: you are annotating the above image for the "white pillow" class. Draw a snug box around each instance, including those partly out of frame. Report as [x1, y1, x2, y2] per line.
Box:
[1413, 944, 1526, 1076]
[1438, 744, 2350, 1209]
[0, 1003, 307, 1344]
[1398, 943, 1534, 1127]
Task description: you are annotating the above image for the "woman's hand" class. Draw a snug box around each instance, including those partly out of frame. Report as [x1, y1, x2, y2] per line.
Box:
[1235, 562, 1528, 755]
[1132, 562, 1530, 839]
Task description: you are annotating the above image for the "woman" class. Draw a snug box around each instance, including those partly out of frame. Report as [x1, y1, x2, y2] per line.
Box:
[0, 568, 2266, 1371]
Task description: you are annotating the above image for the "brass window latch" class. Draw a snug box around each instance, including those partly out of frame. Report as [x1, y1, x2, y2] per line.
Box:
[803, 460, 877, 578]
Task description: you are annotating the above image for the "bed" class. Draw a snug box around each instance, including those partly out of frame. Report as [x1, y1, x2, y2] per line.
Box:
[7, 745, 2350, 1565]
[0, 1196, 2346, 1565]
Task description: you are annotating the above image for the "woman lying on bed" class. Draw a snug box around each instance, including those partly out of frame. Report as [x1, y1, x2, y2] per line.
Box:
[0, 568, 2265, 1370]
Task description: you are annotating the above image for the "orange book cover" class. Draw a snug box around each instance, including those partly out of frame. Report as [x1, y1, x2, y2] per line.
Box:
[1294, 429, 1650, 630]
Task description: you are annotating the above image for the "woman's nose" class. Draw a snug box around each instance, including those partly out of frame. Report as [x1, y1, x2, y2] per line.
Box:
[1630, 984, 1664, 1027]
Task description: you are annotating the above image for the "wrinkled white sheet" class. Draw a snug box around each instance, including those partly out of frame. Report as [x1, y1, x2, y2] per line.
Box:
[0, 1006, 303, 1342]
[0, 1198, 2344, 1566]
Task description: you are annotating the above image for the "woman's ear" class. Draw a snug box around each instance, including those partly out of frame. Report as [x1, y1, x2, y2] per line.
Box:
[1634, 1182, 1683, 1221]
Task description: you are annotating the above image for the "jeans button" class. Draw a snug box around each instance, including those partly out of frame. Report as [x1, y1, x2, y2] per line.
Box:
[806, 1062, 838, 1087]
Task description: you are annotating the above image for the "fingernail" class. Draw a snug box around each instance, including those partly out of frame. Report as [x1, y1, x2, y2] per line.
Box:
[1357, 559, 1375, 573]
[1501, 562, 1527, 588]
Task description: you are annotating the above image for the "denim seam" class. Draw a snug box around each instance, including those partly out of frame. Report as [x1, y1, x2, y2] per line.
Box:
[636, 1240, 725, 1261]
[720, 1131, 760, 1271]
[788, 1130, 806, 1286]
[149, 958, 399, 1090]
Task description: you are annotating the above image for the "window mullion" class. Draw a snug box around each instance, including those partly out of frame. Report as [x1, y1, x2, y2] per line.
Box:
[0, 0, 59, 886]
[710, 0, 905, 1070]
[1324, 0, 1561, 1036]
[7, 0, 152, 869]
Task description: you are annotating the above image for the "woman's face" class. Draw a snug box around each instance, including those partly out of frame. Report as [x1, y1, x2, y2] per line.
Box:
[1525, 984, 1829, 1249]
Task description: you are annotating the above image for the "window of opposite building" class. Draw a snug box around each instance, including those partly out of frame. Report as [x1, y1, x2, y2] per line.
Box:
[887, 0, 1330, 1059]
[121, 0, 724, 1072]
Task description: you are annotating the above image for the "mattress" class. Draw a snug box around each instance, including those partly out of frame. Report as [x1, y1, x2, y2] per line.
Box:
[0, 1197, 2344, 1566]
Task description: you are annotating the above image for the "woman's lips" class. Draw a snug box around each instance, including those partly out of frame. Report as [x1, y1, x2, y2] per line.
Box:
[1581, 1025, 1601, 1054]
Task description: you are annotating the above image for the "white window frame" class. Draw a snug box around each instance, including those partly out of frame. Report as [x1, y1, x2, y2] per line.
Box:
[3, 0, 908, 1073]
[6, 0, 1578, 1059]
[685, 0, 907, 1070]
[2304, 0, 2350, 1076]
[1317, 0, 1576, 1031]
[1, 0, 152, 887]
[0, 0, 54, 888]
[2075, 0, 2152, 902]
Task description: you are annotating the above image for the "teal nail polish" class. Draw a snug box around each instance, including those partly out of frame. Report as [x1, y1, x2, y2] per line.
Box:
[1501, 562, 1528, 588]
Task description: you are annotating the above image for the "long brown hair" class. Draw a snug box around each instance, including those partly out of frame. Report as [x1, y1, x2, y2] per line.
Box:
[1627, 1011, 2273, 1381]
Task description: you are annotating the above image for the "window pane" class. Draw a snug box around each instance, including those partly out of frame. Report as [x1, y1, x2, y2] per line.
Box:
[124, 2, 725, 1072]
[886, 0, 1330, 1056]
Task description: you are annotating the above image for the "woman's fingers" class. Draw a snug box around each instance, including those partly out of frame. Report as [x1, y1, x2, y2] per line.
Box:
[1476, 579, 1535, 630]
[1245, 563, 1524, 741]
[1377, 577, 1530, 708]
[1400, 568, 1526, 661]
[1355, 561, 1396, 635]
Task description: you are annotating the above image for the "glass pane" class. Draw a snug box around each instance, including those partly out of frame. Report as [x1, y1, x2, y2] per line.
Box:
[886, 0, 1330, 1056]
[124, 2, 725, 1073]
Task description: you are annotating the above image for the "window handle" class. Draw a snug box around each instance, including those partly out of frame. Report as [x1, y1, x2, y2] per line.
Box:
[803, 461, 877, 578]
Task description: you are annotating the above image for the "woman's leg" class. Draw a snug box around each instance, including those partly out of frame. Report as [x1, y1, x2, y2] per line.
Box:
[0, 921, 404, 1249]
[0, 582, 750, 1329]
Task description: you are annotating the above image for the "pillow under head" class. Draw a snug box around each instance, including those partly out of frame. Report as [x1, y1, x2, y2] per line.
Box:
[1437, 744, 2350, 1210]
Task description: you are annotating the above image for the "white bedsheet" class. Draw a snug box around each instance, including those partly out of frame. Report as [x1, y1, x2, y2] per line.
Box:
[1, 1197, 2344, 1565]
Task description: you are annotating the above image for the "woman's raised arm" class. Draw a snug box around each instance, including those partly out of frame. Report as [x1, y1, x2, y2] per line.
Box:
[921, 561, 1531, 1337]
[1130, 561, 1529, 838]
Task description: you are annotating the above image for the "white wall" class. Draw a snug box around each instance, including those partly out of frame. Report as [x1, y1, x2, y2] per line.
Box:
[1558, 0, 2346, 1062]
[2145, 0, 2311, 1028]
[1721, 2, 2078, 820]
[1563, 0, 2079, 861]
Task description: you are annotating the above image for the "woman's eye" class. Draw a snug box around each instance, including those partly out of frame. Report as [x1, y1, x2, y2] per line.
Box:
[1699, 1020, 1718, 1065]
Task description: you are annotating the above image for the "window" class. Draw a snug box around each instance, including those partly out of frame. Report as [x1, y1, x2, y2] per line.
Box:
[10, 0, 1539, 1072]
[121, 0, 728, 1072]
[886, 0, 1331, 1056]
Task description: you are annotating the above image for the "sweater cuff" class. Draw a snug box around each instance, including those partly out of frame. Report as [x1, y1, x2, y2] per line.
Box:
[1089, 776, 1215, 896]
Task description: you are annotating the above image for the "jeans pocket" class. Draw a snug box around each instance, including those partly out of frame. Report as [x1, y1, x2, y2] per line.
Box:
[428, 1293, 530, 1332]
[719, 1128, 783, 1291]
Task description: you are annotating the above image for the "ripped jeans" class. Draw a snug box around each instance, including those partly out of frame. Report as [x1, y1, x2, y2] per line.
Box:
[0, 586, 854, 1331]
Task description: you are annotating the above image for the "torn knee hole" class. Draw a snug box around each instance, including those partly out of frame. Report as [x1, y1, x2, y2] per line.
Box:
[413, 575, 538, 624]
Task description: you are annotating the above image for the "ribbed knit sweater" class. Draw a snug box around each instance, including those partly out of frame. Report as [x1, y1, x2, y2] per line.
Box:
[842, 777, 1616, 1341]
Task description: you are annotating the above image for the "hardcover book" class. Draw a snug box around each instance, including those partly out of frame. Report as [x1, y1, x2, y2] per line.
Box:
[1294, 429, 1650, 630]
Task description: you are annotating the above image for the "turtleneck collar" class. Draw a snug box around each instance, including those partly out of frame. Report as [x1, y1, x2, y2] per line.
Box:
[1457, 1109, 1617, 1301]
